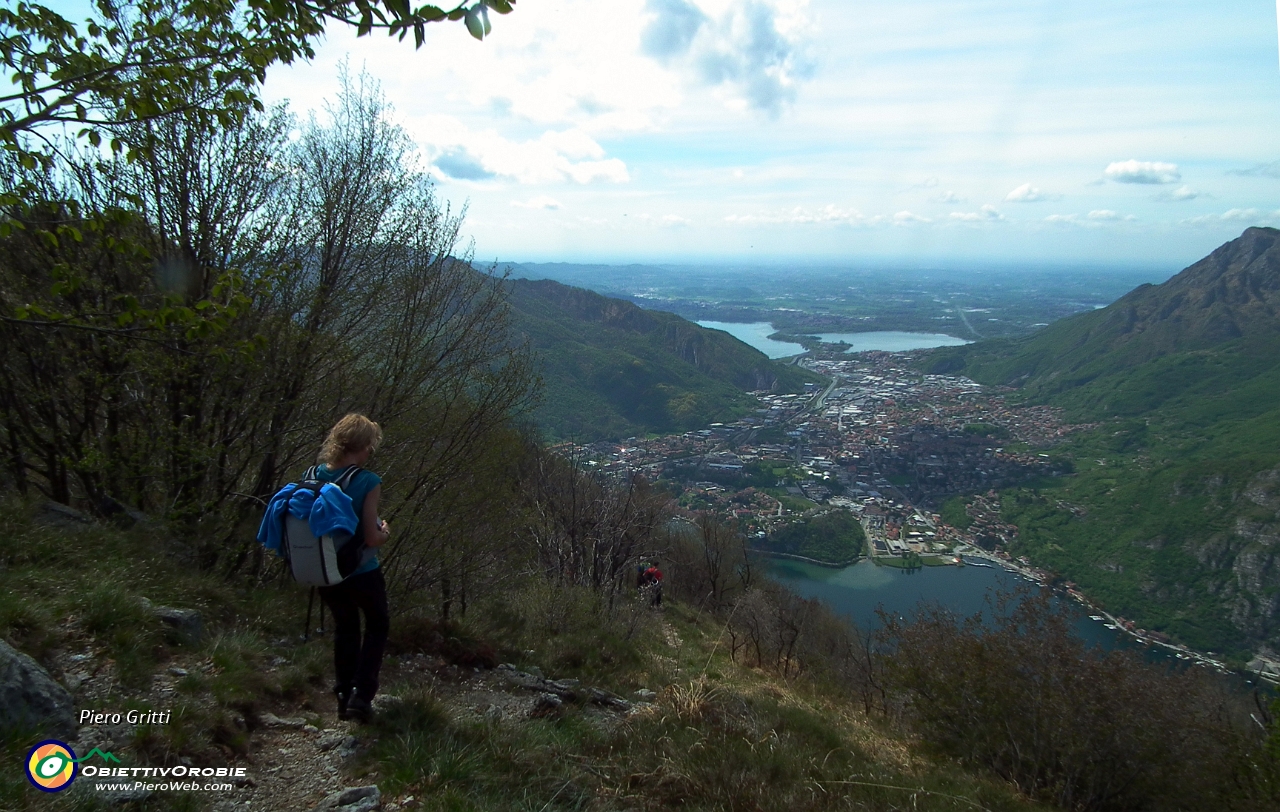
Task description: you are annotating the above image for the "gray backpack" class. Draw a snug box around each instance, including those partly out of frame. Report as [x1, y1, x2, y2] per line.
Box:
[282, 465, 363, 587]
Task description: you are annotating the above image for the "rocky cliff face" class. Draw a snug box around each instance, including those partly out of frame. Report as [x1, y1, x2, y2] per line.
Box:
[1177, 466, 1280, 647]
[942, 229, 1280, 656]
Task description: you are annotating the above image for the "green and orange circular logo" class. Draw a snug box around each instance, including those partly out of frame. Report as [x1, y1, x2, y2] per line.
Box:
[25, 740, 77, 792]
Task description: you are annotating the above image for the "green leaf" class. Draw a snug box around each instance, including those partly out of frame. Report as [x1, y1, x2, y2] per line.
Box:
[464, 6, 484, 39]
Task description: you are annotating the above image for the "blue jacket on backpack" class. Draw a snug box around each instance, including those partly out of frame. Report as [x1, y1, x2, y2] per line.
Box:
[256, 482, 359, 556]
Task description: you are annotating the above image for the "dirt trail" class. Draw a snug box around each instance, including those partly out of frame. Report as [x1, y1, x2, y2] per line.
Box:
[57, 609, 680, 810]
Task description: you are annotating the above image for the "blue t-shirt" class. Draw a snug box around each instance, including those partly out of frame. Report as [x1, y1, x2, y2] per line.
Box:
[316, 464, 382, 576]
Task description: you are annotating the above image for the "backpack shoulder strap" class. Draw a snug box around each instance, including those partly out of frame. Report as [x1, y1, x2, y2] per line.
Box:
[334, 465, 363, 492]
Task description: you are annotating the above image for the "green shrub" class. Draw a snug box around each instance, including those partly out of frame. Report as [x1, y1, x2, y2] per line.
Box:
[476, 581, 655, 684]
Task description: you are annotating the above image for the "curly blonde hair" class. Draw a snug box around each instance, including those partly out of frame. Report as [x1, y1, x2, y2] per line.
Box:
[318, 413, 383, 466]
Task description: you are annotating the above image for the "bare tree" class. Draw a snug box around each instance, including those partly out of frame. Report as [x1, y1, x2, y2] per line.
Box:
[0, 71, 538, 589]
[517, 441, 671, 603]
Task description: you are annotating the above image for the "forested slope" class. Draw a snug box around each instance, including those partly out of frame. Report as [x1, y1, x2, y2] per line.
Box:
[925, 228, 1280, 656]
[508, 278, 819, 440]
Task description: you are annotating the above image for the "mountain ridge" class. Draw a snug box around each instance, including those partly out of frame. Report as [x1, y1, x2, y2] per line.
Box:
[930, 227, 1280, 396]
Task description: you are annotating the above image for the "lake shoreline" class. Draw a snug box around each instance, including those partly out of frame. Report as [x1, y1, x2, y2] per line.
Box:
[696, 321, 973, 358]
[753, 549, 862, 568]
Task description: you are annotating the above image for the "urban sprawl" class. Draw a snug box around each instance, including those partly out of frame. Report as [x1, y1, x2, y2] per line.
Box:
[557, 347, 1230, 673]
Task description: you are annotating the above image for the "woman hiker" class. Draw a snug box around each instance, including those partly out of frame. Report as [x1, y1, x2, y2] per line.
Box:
[315, 414, 391, 722]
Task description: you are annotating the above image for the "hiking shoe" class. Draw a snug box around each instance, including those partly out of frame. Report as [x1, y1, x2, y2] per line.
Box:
[335, 688, 352, 720]
[347, 694, 372, 723]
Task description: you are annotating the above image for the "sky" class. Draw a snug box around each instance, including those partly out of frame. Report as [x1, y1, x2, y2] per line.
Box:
[260, 0, 1280, 269]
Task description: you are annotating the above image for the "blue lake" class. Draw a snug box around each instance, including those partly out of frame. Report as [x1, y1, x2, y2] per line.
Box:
[696, 322, 970, 357]
[813, 331, 971, 352]
[696, 322, 806, 358]
[768, 558, 1129, 654]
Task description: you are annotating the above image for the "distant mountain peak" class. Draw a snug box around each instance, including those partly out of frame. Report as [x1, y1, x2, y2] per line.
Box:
[926, 227, 1280, 389]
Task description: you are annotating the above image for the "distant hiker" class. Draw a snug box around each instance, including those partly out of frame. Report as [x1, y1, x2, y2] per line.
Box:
[313, 414, 391, 722]
[639, 561, 664, 607]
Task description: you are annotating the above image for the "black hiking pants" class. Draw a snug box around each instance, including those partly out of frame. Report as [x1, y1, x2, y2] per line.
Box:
[318, 568, 389, 701]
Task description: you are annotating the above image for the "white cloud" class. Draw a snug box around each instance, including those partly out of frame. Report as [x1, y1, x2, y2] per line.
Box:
[727, 207, 930, 226]
[1042, 210, 1135, 226]
[892, 210, 931, 224]
[1228, 161, 1280, 179]
[725, 204, 863, 224]
[950, 204, 1003, 221]
[260, 0, 1280, 265]
[640, 0, 815, 116]
[418, 119, 631, 185]
[1180, 208, 1280, 225]
[1220, 207, 1267, 220]
[1103, 159, 1180, 184]
[512, 196, 563, 209]
[1004, 183, 1059, 202]
[638, 213, 693, 226]
[1154, 185, 1203, 201]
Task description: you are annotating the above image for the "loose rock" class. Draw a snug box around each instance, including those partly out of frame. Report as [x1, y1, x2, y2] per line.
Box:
[97, 495, 150, 528]
[498, 669, 546, 691]
[0, 639, 76, 736]
[588, 687, 630, 711]
[259, 712, 308, 729]
[529, 692, 564, 717]
[315, 785, 381, 812]
[337, 735, 359, 759]
[34, 501, 93, 528]
[153, 606, 203, 646]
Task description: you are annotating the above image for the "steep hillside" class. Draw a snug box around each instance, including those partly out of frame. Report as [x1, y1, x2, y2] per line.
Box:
[507, 279, 819, 440]
[925, 228, 1280, 657]
[929, 227, 1280, 412]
